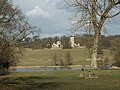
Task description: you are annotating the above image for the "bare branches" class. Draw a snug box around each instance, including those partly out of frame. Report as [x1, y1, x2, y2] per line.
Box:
[0, 0, 40, 65]
[65, 0, 120, 68]
[115, 0, 120, 5]
[65, 0, 120, 32]
[107, 11, 120, 18]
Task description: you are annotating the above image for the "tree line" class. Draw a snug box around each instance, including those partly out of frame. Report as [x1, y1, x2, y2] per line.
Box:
[21, 34, 119, 50]
[21, 34, 120, 67]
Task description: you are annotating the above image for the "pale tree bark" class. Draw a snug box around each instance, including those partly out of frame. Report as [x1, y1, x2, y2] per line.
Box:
[65, 0, 120, 68]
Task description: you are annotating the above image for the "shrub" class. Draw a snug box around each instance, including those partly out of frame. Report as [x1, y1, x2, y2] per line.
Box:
[113, 50, 120, 67]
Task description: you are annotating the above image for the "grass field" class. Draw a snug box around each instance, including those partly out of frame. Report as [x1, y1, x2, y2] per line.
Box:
[0, 70, 120, 90]
[18, 48, 114, 66]
[0, 48, 119, 90]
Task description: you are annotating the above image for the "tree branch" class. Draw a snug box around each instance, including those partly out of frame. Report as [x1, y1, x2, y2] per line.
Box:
[107, 11, 120, 18]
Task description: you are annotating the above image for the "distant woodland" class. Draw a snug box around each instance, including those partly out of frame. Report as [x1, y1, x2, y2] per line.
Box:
[21, 34, 120, 50]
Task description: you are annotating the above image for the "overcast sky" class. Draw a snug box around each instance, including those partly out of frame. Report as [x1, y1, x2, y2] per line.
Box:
[13, 0, 120, 37]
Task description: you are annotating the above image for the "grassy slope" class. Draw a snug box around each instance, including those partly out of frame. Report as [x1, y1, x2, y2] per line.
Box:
[0, 70, 120, 90]
[18, 48, 114, 66]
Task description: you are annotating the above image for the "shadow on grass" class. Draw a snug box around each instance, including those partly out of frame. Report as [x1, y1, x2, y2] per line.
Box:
[0, 76, 62, 90]
[0, 70, 120, 90]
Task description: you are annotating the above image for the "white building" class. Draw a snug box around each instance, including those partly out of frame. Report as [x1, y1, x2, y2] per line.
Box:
[52, 41, 62, 48]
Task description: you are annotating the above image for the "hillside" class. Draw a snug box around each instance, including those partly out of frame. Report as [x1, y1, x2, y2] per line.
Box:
[18, 48, 114, 66]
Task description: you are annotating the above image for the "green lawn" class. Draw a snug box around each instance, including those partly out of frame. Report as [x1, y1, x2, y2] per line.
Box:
[18, 48, 114, 66]
[0, 48, 117, 90]
[0, 70, 120, 90]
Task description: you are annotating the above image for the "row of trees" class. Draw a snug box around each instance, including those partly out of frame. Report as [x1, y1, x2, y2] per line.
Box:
[21, 34, 120, 67]
[21, 34, 119, 50]
[0, 0, 40, 74]
[21, 36, 72, 49]
[112, 36, 120, 67]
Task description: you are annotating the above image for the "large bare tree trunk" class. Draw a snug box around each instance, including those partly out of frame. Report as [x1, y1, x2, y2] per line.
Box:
[91, 29, 100, 69]
[91, 36, 98, 68]
[90, 0, 98, 69]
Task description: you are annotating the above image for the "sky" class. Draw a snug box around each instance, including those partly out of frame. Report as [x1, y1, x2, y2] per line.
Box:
[13, 0, 120, 38]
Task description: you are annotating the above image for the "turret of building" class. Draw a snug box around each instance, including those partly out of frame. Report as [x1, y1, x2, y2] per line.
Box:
[70, 36, 75, 48]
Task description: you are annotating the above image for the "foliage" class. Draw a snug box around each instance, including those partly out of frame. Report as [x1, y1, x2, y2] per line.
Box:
[0, 43, 20, 74]
[99, 36, 111, 49]
[32, 36, 43, 49]
[52, 53, 59, 66]
[65, 51, 73, 65]
[109, 36, 120, 67]
[97, 59, 104, 68]
[19, 35, 119, 50]
[104, 57, 109, 67]
[52, 51, 73, 67]
[59, 58, 64, 66]
[61, 36, 72, 49]
[97, 47, 103, 54]
[113, 49, 120, 67]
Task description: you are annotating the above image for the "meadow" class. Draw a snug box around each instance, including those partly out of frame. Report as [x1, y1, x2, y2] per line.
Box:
[0, 48, 119, 90]
[18, 48, 114, 66]
[0, 70, 120, 90]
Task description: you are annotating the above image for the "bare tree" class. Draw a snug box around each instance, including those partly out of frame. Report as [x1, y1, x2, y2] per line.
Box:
[65, 51, 73, 65]
[0, 0, 40, 74]
[65, 0, 120, 68]
[52, 53, 59, 66]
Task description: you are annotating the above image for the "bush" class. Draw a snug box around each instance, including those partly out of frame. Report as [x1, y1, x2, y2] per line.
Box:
[113, 50, 120, 67]
[65, 51, 73, 65]
[52, 53, 59, 66]
[104, 57, 109, 67]
[0, 43, 20, 75]
[52, 51, 73, 68]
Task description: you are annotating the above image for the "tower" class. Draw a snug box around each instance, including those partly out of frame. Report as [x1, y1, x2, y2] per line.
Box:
[70, 36, 74, 48]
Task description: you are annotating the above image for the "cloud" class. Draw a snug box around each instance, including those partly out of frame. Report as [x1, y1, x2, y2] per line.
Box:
[26, 6, 50, 17]
[41, 33, 65, 38]
[45, 0, 52, 4]
[13, 0, 120, 36]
